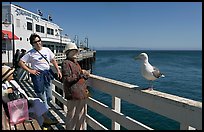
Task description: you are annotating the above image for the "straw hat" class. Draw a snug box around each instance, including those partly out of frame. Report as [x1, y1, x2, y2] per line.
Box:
[2, 65, 15, 81]
[64, 43, 78, 54]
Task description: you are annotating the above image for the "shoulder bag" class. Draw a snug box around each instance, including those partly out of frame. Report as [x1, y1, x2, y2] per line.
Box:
[35, 49, 57, 80]
[68, 62, 90, 100]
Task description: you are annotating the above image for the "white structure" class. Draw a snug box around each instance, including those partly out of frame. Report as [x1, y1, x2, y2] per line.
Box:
[2, 3, 75, 64]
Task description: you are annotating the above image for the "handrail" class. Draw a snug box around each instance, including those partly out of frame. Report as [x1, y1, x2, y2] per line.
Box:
[16, 64, 202, 130]
[50, 69, 202, 130]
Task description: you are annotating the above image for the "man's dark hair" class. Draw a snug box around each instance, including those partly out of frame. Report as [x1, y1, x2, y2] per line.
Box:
[29, 33, 41, 45]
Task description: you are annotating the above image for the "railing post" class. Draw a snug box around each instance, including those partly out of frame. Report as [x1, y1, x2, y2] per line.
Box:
[180, 123, 196, 130]
[112, 96, 121, 130]
[51, 81, 56, 104]
[84, 101, 88, 130]
[180, 123, 189, 130]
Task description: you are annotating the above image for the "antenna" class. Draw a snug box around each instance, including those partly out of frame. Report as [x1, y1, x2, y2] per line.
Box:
[37, 9, 43, 16]
[48, 15, 52, 21]
[85, 37, 88, 51]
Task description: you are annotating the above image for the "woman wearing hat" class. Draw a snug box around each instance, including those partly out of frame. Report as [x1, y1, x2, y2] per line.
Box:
[2, 65, 14, 97]
[62, 43, 90, 130]
[2, 65, 58, 127]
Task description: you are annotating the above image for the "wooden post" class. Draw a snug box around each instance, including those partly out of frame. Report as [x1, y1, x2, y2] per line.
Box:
[112, 96, 121, 130]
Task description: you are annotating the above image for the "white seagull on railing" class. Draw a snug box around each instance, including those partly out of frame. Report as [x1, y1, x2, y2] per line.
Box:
[134, 53, 165, 90]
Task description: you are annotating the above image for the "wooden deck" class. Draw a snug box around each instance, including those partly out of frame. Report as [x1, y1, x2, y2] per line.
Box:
[16, 79, 67, 130]
[2, 104, 42, 130]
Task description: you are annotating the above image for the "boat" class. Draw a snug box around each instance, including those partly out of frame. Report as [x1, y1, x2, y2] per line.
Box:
[2, 3, 93, 64]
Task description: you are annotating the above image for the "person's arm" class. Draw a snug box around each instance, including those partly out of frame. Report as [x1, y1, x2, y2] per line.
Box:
[51, 58, 62, 79]
[18, 60, 40, 75]
[2, 89, 13, 96]
[81, 69, 90, 76]
[48, 48, 62, 79]
[2, 84, 13, 96]
[10, 80, 29, 99]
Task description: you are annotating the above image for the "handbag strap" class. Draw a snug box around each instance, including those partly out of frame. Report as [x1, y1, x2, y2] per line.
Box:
[9, 81, 29, 100]
[12, 99, 25, 110]
[68, 61, 81, 76]
[35, 49, 50, 64]
[68, 61, 87, 88]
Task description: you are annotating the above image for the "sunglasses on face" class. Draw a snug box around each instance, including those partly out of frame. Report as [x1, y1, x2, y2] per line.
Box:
[33, 39, 41, 44]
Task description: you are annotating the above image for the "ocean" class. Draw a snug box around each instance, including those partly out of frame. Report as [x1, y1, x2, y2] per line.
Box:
[87, 50, 202, 130]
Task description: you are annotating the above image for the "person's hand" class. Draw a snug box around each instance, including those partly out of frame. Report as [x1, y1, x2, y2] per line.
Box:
[29, 69, 40, 75]
[7, 88, 13, 94]
[82, 70, 90, 77]
[57, 70, 62, 79]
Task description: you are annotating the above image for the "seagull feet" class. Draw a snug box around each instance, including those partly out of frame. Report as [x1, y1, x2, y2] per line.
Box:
[142, 87, 153, 91]
[148, 87, 153, 91]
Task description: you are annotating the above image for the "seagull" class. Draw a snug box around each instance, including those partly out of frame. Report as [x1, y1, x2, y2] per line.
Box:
[134, 53, 165, 90]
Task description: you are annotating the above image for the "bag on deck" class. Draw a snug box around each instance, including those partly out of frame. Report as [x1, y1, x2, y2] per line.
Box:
[7, 98, 29, 125]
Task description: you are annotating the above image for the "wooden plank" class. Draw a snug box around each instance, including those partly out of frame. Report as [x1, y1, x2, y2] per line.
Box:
[31, 119, 42, 130]
[86, 114, 108, 130]
[10, 125, 16, 130]
[87, 97, 153, 130]
[23, 120, 34, 130]
[16, 123, 25, 130]
[2, 104, 10, 130]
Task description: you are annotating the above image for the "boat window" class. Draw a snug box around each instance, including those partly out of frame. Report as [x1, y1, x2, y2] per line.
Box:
[27, 22, 32, 31]
[36, 24, 45, 33]
[16, 19, 20, 27]
[47, 27, 54, 35]
[36, 24, 40, 32]
[2, 41, 6, 50]
[41, 26, 44, 33]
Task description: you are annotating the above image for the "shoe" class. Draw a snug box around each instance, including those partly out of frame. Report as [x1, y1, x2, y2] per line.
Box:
[42, 127, 48, 130]
[43, 118, 58, 125]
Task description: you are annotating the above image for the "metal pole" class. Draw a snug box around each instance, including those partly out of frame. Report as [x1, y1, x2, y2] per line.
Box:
[60, 34, 62, 53]
[9, 2, 15, 67]
[86, 37, 88, 51]
[12, 22, 15, 67]
[6, 12, 15, 67]
[4, 34, 10, 64]
[6, 41, 9, 64]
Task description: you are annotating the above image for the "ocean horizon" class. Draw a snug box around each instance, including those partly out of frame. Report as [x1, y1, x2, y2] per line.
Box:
[94, 47, 201, 51]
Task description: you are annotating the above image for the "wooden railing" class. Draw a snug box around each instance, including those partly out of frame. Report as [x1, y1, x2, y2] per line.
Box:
[50, 66, 202, 130]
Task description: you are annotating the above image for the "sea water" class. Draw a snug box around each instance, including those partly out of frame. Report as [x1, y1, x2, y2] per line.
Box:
[87, 50, 202, 130]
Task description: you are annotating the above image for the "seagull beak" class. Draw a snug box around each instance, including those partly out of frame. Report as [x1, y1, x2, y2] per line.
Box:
[134, 56, 140, 60]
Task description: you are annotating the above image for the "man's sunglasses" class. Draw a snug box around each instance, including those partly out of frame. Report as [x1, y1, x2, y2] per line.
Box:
[33, 39, 41, 44]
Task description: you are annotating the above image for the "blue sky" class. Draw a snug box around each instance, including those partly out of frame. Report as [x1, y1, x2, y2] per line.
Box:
[3, 2, 202, 50]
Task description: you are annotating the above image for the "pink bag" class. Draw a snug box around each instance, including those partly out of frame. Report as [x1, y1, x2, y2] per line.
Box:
[7, 98, 29, 125]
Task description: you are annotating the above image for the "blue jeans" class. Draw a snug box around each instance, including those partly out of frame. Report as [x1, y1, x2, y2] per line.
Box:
[30, 70, 53, 109]
[35, 82, 52, 109]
